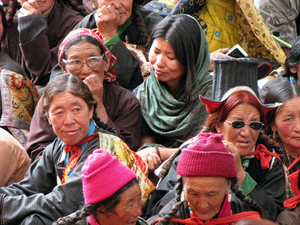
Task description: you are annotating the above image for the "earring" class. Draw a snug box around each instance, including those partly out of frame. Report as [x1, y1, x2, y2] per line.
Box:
[272, 128, 276, 139]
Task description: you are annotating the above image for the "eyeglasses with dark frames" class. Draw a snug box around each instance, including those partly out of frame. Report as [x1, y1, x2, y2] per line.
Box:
[225, 120, 264, 130]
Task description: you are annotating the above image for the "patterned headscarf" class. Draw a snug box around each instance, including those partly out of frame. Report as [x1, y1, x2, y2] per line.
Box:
[58, 28, 118, 82]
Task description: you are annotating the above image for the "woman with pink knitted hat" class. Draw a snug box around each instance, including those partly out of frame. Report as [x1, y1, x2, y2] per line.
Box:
[54, 149, 147, 225]
[147, 132, 263, 224]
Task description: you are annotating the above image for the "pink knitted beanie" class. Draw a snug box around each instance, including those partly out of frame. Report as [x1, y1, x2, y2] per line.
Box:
[177, 133, 237, 178]
[81, 149, 136, 205]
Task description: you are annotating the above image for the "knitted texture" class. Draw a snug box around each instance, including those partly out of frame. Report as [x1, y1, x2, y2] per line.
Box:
[177, 133, 237, 178]
[81, 149, 136, 205]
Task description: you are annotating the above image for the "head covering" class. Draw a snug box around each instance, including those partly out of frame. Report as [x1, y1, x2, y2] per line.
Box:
[58, 28, 117, 82]
[177, 132, 237, 177]
[200, 86, 283, 114]
[137, 14, 212, 147]
[81, 149, 136, 205]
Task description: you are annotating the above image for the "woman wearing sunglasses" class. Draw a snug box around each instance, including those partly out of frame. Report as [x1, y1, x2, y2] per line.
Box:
[145, 86, 286, 221]
[198, 86, 286, 221]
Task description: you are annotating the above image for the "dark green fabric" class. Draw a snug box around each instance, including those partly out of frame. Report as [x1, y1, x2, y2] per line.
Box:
[137, 14, 212, 147]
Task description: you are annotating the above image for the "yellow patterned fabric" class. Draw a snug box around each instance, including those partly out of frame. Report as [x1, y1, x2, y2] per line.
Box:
[171, 0, 286, 64]
[0, 68, 40, 147]
[98, 132, 156, 205]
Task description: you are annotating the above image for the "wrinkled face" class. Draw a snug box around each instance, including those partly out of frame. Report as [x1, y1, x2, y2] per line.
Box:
[149, 38, 185, 89]
[97, 182, 143, 225]
[46, 93, 93, 145]
[91, 0, 133, 26]
[273, 97, 300, 156]
[62, 41, 109, 82]
[19, 0, 56, 15]
[184, 177, 230, 221]
[217, 103, 261, 156]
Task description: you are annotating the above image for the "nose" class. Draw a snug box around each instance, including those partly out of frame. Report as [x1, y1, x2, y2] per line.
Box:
[196, 198, 209, 211]
[132, 200, 142, 217]
[80, 62, 92, 76]
[63, 111, 75, 124]
[155, 55, 165, 67]
[111, 0, 121, 10]
[294, 118, 300, 132]
[239, 125, 251, 137]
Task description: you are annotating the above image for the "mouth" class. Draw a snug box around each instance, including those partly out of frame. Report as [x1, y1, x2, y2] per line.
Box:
[63, 130, 79, 135]
[154, 69, 166, 76]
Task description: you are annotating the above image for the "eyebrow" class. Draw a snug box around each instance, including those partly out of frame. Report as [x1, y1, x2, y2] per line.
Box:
[50, 101, 82, 112]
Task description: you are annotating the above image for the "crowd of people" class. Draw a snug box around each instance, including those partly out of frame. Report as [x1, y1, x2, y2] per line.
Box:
[1, 0, 300, 224]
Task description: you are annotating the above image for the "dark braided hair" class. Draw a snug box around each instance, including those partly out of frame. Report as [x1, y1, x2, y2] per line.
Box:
[157, 176, 184, 225]
[6, 0, 88, 24]
[131, 2, 150, 46]
[229, 177, 268, 218]
[93, 109, 116, 134]
[53, 179, 139, 225]
[157, 176, 266, 224]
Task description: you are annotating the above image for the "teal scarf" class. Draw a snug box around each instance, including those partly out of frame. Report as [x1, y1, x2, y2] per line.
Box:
[137, 15, 212, 147]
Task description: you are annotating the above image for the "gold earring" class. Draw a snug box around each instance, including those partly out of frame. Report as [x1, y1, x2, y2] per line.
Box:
[272, 128, 276, 139]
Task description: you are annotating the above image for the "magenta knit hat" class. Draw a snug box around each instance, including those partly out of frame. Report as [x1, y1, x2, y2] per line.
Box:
[177, 133, 237, 178]
[81, 149, 136, 205]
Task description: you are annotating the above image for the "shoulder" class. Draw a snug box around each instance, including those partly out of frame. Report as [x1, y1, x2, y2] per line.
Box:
[75, 12, 97, 29]
[139, 7, 163, 32]
[105, 82, 140, 105]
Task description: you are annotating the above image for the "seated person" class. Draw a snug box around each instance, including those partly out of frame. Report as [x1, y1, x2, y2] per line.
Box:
[3, 0, 87, 88]
[136, 14, 212, 171]
[0, 128, 30, 187]
[145, 86, 285, 221]
[54, 149, 147, 225]
[0, 74, 154, 224]
[0, 5, 26, 76]
[75, 0, 163, 90]
[25, 28, 142, 161]
[147, 133, 264, 224]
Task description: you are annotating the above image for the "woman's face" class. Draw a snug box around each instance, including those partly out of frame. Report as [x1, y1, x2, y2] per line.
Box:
[92, 0, 133, 26]
[184, 176, 230, 221]
[273, 97, 300, 156]
[46, 92, 93, 145]
[62, 41, 109, 82]
[149, 38, 186, 89]
[97, 182, 143, 225]
[217, 103, 261, 156]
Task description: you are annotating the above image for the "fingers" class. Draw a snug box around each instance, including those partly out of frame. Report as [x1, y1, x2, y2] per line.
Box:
[146, 153, 162, 172]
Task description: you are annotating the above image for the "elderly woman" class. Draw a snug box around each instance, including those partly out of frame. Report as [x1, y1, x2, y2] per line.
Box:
[0, 74, 153, 224]
[25, 28, 142, 161]
[136, 14, 212, 171]
[147, 132, 263, 224]
[146, 86, 286, 221]
[54, 149, 147, 225]
[263, 80, 300, 225]
[75, 0, 162, 90]
[3, 0, 87, 87]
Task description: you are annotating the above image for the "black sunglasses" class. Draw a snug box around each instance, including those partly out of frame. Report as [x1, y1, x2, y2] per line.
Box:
[226, 120, 264, 130]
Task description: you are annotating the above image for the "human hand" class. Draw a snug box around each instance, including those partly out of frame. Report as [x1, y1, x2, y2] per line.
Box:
[222, 140, 247, 185]
[18, 0, 42, 17]
[209, 48, 231, 71]
[95, 5, 120, 41]
[136, 147, 162, 173]
[83, 75, 104, 103]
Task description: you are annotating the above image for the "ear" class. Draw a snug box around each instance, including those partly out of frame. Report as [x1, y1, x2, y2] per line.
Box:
[290, 66, 297, 74]
[46, 114, 52, 125]
[60, 63, 68, 74]
[215, 123, 222, 133]
[103, 53, 111, 72]
[271, 124, 276, 132]
[96, 205, 109, 219]
[89, 105, 94, 120]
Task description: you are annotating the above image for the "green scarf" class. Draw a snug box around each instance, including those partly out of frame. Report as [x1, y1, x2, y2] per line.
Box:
[137, 15, 212, 147]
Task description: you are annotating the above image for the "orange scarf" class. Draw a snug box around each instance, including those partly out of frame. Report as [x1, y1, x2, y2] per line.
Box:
[61, 133, 98, 184]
